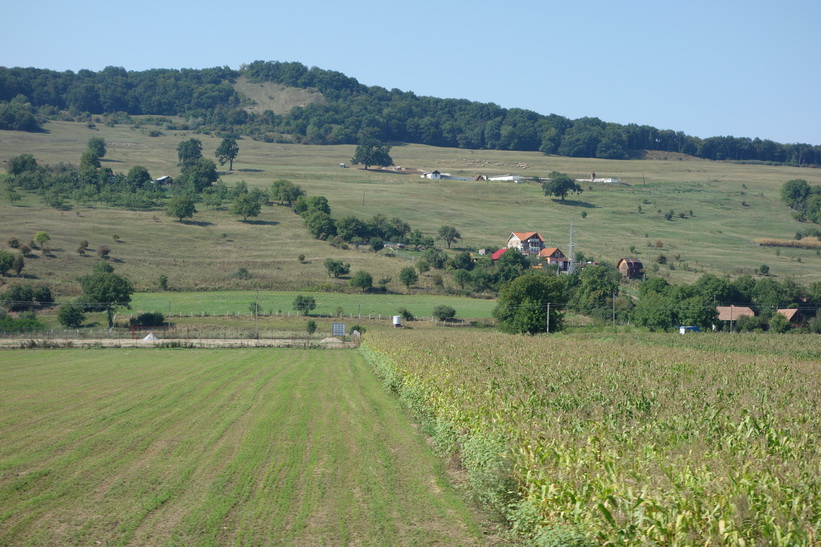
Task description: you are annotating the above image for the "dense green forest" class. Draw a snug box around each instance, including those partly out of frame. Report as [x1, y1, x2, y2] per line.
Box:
[1, 61, 819, 165]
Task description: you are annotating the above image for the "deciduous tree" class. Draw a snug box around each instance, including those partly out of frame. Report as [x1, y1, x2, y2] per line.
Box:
[215, 137, 240, 170]
[351, 138, 393, 170]
[230, 192, 261, 221]
[493, 272, 566, 334]
[543, 171, 583, 201]
[438, 225, 461, 248]
[166, 194, 197, 222]
[79, 262, 134, 327]
[399, 266, 418, 289]
[349, 270, 373, 292]
[177, 138, 203, 169]
[292, 295, 316, 315]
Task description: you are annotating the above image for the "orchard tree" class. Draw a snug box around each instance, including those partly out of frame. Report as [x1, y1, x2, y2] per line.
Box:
[126, 165, 152, 189]
[493, 272, 566, 334]
[215, 137, 240, 170]
[432, 305, 457, 321]
[87, 137, 107, 158]
[179, 157, 218, 192]
[437, 225, 461, 248]
[292, 295, 316, 316]
[351, 138, 393, 170]
[57, 302, 86, 328]
[543, 171, 583, 201]
[166, 194, 197, 222]
[6, 153, 38, 175]
[230, 192, 262, 221]
[399, 266, 419, 289]
[177, 138, 203, 169]
[270, 179, 304, 206]
[33, 231, 50, 251]
[349, 270, 373, 292]
[79, 262, 134, 327]
[0, 250, 13, 276]
[12, 253, 24, 276]
[324, 258, 351, 278]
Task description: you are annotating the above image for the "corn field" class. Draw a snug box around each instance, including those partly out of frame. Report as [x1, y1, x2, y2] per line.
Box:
[362, 331, 820, 545]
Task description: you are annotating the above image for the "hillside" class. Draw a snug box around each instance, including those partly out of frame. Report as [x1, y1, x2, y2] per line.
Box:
[1, 119, 821, 296]
[233, 75, 323, 114]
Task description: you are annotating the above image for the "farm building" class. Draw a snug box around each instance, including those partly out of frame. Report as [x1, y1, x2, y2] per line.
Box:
[154, 175, 172, 185]
[539, 247, 570, 271]
[616, 258, 644, 279]
[420, 170, 445, 180]
[491, 248, 508, 260]
[716, 306, 755, 322]
[507, 232, 545, 255]
[488, 174, 527, 183]
[777, 308, 809, 326]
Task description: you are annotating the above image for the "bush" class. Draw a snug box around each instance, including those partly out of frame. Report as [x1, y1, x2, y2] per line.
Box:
[233, 267, 252, 279]
[97, 245, 111, 259]
[129, 312, 165, 327]
[57, 303, 86, 328]
[432, 305, 457, 321]
[398, 307, 415, 321]
[349, 324, 366, 335]
[306, 319, 317, 335]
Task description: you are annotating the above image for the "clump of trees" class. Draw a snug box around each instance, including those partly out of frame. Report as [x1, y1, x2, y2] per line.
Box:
[781, 179, 821, 224]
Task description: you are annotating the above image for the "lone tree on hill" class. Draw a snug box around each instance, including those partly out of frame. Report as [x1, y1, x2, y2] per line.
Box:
[543, 171, 584, 201]
[437, 225, 462, 248]
[349, 270, 373, 292]
[351, 138, 393, 170]
[215, 137, 240, 171]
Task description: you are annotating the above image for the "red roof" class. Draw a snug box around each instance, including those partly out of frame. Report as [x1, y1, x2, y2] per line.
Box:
[491, 248, 508, 260]
[539, 247, 564, 258]
[510, 232, 544, 242]
[716, 306, 755, 321]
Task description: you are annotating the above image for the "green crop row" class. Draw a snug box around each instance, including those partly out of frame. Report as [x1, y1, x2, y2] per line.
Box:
[361, 331, 821, 545]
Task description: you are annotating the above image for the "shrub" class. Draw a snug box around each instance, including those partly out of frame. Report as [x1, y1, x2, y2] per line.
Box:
[306, 320, 317, 335]
[57, 303, 86, 328]
[129, 312, 165, 327]
[233, 267, 251, 279]
[398, 307, 415, 321]
[8, 237, 19, 248]
[432, 305, 456, 321]
[97, 245, 111, 259]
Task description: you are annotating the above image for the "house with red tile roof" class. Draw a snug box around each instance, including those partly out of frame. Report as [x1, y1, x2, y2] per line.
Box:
[506, 232, 545, 255]
[539, 247, 570, 271]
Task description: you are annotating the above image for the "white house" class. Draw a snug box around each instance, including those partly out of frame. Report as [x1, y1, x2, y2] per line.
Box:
[507, 232, 545, 255]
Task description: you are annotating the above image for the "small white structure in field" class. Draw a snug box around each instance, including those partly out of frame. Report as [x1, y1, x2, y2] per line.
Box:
[142, 332, 159, 341]
[392, 315, 402, 328]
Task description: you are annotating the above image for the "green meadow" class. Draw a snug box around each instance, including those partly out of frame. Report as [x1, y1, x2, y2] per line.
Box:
[2, 119, 821, 296]
[131, 290, 496, 319]
[0, 349, 487, 545]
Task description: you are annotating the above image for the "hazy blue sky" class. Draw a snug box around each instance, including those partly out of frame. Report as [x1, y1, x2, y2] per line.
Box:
[3, 0, 819, 144]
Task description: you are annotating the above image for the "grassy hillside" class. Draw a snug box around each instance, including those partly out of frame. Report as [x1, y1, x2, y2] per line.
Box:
[2, 120, 821, 295]
[0, 349, 488, 544]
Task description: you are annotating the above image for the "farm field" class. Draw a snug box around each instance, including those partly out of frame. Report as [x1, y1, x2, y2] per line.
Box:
[2, 120, 821, 295]
[130, 290, 497, 320]
[0, 349, 487, 545]
[362, 330, 821, 544]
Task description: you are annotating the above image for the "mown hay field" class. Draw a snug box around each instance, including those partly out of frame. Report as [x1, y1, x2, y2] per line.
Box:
[0, 349, 486, 545]
[362, 331, 821, 545]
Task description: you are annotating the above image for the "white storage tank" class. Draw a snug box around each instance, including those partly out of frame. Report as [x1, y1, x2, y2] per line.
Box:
[392, 315, 402, 327]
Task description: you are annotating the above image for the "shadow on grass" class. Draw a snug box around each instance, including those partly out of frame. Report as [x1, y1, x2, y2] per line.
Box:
[237, 168, 264, 173]
[243, 220, 279, 226]
[551, 199, 597, 208]
[182, 220, 214, 227]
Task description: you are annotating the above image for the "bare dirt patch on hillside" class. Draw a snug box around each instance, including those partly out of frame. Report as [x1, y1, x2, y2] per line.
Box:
[233, 76, 324, 114]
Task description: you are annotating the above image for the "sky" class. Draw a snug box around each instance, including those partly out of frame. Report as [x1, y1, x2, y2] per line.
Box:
[3, 0, 819, 145]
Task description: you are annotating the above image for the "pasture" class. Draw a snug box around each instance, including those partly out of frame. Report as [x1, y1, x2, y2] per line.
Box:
[0, 349, 486, 545]
[363, 330, 821, 544]
[2, 120, 821, 295]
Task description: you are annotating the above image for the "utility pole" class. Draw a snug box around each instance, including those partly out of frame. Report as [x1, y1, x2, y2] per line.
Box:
[612, 293, 616, 330]
[546, 302, 550, 334]
[254, 290, 259, 339]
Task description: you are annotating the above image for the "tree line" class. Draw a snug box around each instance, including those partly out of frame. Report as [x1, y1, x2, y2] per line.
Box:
[1, 62, 819, 165]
